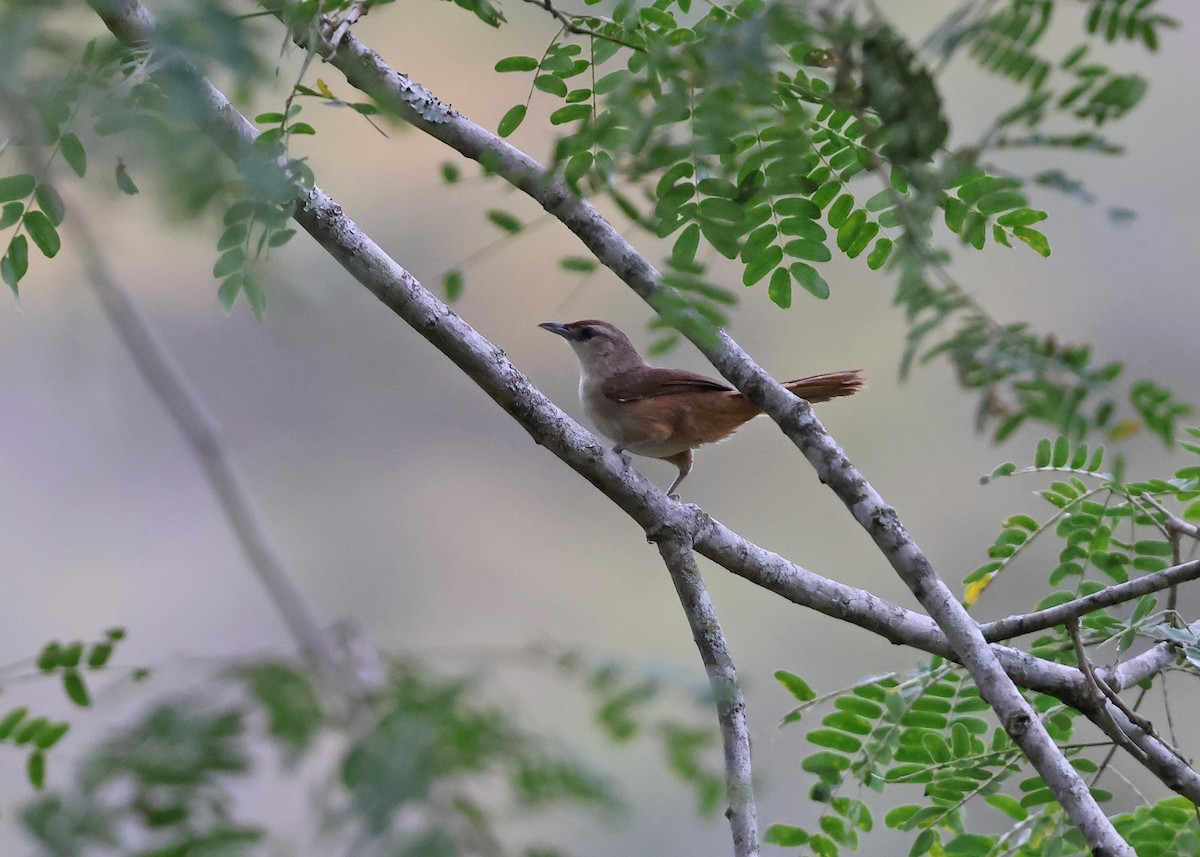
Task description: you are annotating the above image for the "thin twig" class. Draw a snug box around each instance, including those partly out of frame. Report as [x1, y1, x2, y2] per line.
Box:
[980, 559, 1200, 643]
[519, 0, 643, 51]
[1066, 618, 1148, 763]
[1140, 492, 1200, 541]
[325, 0, 371, 49]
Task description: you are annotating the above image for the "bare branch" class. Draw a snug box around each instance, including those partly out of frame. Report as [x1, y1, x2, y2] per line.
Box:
[981, 559, 1200, 643]
[654, 511, 758, 857]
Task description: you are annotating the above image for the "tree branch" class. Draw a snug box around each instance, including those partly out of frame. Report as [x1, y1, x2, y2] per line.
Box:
[981, 559, 1200, 643]
[653, 509, 758, 857]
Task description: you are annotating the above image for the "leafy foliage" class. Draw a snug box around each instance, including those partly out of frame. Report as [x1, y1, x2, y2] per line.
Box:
[770, 429, 1200, 854]
[0, 629, 130, 793]
[22, 656, 628, 857]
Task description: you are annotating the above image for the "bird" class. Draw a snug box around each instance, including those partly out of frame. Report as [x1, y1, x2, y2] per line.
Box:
[540, 319, 864, 496]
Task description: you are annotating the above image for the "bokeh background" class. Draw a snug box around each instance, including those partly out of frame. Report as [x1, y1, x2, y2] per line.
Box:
[2, 1, 1199, 853]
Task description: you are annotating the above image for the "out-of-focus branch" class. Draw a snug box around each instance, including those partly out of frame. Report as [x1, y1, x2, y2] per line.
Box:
[0, 86, 367, 715]
[653, 510, 758, 857]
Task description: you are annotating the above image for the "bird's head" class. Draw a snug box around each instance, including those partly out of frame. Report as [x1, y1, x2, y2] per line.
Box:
[539, 319, 646, 376]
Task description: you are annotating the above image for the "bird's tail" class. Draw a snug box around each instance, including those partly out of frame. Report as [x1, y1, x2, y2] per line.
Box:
[782, 370, 865, 403]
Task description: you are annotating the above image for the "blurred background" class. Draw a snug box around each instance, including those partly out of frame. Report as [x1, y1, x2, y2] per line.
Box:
[1, 1, 1199, 854]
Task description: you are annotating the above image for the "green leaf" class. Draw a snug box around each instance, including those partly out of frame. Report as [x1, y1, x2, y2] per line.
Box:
[742, 245, 782, 286]
[58, 642, 82, 669]
[672, 223, 700, 267]
[807, 728, 863, 753]
[1013, 226, 1051, 257]
[1034, 438, 1052, 467]
[23, 211, 61, 258]
[909, 828, 936, 856]
[827, 194, 854, 228]
[289, 122, 316, 135]
[0, 202, 22, 230]
[790, 262, 829, 299]
[255, 112, 286, 123]
[243, 275, 267, 321]
[213, 248, 245, 278]
[867, 238, 893, 270]
[486, 209, 522, 233]
[5, 235, 29, 292]
[922, 733, 951, 763]
[801, 751, 851, 776]
[784, 239, 832, 263]
[497, 104, 527, 137]
[62, 670, 90, 707]
[440, 162, 461, 184]
[763, 824, 808, 846]
[1052, 435, 1070, 467]
[218, 275, 242, 313]
[27, 750, 45, 790]
[33, 721, 68, 750]
[35, 185, 65, 225]
[565, 151, 592, 186]
[0, 173, 36, 202]
[13, 715, 49, 745]
[775, 670, 815, 701]
[444, 269, 463, 301]
[218, 224, 247, 251]
[549, 104, 591, 125]
[495, 56, 538, 72]
[267, 228, 296, 248]
[534, 74, 569, 97]
[997, 208, 1048, 228]
[86, 642, 114, 669]
[767, 267, 792, 308]
[223, 201, 254, 225]
[560, 256, 597, 272]
[36, 641, 61, 671]
[0, 707, 27, 740]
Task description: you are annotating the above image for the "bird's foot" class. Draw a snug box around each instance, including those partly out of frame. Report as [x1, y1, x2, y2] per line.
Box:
[610, 446, 633, 467]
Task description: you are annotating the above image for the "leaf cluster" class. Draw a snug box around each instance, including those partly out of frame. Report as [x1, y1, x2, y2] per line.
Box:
[0, 628, 130, 794]
[21, 656, 627, 857]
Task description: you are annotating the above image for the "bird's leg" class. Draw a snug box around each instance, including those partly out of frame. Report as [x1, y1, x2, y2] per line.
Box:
[610, 445, 633, 467]
[663, 450, 694, 499]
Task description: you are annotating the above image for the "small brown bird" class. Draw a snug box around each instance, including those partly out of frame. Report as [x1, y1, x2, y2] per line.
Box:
[540, 319, 864, 496]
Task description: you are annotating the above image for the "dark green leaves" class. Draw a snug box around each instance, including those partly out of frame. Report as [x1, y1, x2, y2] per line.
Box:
[0, 173, 36, 202]
[59, 133, 87, 176]
[495, 56, 538, 72]
[23, 211, 61, 258]
[498, 104, 526, 137]
[791, 263, 829, 300]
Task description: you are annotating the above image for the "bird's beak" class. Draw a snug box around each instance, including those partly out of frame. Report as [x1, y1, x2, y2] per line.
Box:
[539, 321, 572, 339]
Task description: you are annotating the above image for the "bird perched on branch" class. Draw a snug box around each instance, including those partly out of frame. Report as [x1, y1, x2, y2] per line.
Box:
[540, 319, 864, 496]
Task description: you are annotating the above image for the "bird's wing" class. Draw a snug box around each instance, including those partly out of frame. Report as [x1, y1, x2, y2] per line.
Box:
[601, 368, 733, 402]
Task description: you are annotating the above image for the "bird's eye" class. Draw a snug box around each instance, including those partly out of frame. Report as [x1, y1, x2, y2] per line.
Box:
[578, 327, 596, 341]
